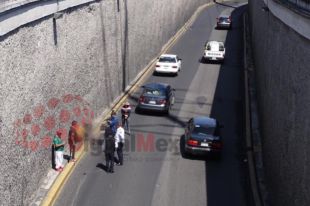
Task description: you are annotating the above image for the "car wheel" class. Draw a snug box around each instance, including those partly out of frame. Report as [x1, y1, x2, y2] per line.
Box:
[166, 108, 170, 115]
[201, 57, 207, 64]
[183, 146, 191, 158]
[135, 107, 141, 114]
[165, 105, 171, 115]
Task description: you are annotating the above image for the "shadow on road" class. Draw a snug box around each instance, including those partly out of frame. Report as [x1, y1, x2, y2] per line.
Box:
[204, 5, 253, 206]
[96, 163, 108, 172]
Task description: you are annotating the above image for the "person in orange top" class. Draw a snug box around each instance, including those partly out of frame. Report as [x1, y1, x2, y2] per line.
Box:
[68, 121, 78, 162]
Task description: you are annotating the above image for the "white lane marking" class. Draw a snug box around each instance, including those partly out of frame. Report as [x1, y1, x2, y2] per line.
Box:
[150, 5, 236, 206]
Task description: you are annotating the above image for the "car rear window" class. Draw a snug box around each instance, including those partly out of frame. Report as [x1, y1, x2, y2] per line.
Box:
[219, 17, 229, 21]
[193, 125, 215, 135]
[159, 57, 176, 63]
[143, 88, 165, 96]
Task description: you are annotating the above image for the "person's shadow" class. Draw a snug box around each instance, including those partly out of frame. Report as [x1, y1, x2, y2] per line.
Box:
[64, 154, 71, 163]
[96, 163, 109, 172]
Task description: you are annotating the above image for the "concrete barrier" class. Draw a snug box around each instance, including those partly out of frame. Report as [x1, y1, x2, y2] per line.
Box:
[0, 0, 96, 36]
[248, 0, 310, 206]
[0, 0, 40, 13]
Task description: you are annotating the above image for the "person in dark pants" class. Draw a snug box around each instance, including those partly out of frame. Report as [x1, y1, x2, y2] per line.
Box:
[115, 123, 125, 165]
[104, 126, 116, 173]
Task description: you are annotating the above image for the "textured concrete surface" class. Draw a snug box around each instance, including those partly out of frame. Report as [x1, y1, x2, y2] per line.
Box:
[0, 0, 39, 12]
[0, 0, 96, 36]
[262, 0, 310, 39]
[249, 0, 310, 206]
[0, 0, 209, 205]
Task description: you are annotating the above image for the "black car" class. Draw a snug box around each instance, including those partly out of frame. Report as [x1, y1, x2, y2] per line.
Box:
[136, 83, 175, 114]
[184, 116, 222, 157]
[216, 15, 232, 29]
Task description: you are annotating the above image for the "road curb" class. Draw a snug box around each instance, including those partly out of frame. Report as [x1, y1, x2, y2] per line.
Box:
[39, 2, 215, 205]
[243, 11, 269, 206]
[40, 144, 85, 206]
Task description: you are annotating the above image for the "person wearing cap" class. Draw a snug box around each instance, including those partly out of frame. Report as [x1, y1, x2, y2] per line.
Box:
[53, 130, 65, 172]
[121, 102, 131, 132]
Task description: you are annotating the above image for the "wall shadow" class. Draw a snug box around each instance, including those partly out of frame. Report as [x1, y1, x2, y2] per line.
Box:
[204, 5, 254, 206]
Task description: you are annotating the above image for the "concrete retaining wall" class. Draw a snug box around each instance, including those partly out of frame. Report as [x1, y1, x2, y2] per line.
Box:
[0, 0, 39, 12]
[248, 1, 310, 206]
[0, 0, 209, 205]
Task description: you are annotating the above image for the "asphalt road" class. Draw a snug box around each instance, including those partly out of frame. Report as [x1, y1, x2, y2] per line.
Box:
[54, 2, 251, 206]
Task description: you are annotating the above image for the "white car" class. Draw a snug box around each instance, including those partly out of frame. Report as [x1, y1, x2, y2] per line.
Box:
[155, 54, 181, 75]
[203, 41, 225, 63]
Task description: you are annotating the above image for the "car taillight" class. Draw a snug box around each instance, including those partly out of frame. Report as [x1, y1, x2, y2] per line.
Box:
[172, 66, 177, 68]
[139, 96, 145, 103]
[156, 65, 160, 67]
[158, 99, 166, 104]
[211, 141, 222, 149]
[187, 139, 198, 146]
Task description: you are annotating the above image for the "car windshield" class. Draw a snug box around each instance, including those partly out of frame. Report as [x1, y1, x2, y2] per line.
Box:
[159, 57, 176, 63]
[219, 17, 229, 21]
[143, 88, 165, 96]
[192, 125, 215, 135]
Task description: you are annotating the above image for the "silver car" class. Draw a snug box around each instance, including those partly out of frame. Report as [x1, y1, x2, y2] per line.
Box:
[136, 83, 175, 115]
[216, 15, 232, 29]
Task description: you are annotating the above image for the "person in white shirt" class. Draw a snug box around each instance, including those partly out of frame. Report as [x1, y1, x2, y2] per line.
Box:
[115, 123, 125, 165]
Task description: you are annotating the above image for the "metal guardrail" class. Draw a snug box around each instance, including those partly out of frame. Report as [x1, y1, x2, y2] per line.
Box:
[275, 0, 310, 16]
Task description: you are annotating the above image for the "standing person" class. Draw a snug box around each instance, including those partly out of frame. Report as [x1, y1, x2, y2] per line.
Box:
[115, 123, 125, 165]
[108, 110, 119, 135]
[53, 130, 65, 172]
[104, 126, 116, 173]
[102, 123, 113, 152]
[68, 121, 78, 162]
[121, 102, 132, 132]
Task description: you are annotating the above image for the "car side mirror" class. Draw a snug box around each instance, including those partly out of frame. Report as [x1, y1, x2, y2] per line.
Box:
[178, 58, 182, 61]
[172, 88, 176, 91]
